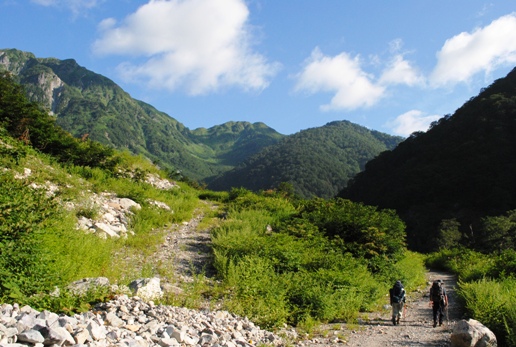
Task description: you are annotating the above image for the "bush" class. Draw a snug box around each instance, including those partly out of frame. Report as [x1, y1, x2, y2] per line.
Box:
[285, 198, 407, 273]
[388, 251, 427, 291]
[222, 255, 290, 328]
[0, 171, 62, 299]
[425, 248, 493, 282]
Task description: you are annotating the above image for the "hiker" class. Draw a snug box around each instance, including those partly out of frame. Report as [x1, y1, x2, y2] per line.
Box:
[389, 280, 406, 325]
[429, 279, 448, 327]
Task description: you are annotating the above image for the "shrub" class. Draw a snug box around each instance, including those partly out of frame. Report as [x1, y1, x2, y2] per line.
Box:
[387, 251, 427, 291]
[222, 255, 290, 328]
[212, 192, 411, 328]
[425, 248, 493, 282]
[0, 171, 62, 299]
[285, 198, 407, 272]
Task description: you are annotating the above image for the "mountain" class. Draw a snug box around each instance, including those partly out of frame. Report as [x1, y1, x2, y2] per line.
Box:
[208, 120, 404, 199]
[339, 67, 516, 252]
[0, 48, 284, 182]
[0, 48, 402, 199]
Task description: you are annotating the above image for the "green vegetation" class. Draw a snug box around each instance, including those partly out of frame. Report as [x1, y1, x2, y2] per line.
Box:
[0, 71, 426, 332]
[426, 211, 516, 346]
[0, 72, 200, 310]
[5, 48, 516, 346]
[1, 48, 403, 199]
[426, 247, 516, 347]
[209, 188, 424, 329]
[340, 66, 516, 253]
[209, 121, 403, 199]
[0, 48, 285, 185]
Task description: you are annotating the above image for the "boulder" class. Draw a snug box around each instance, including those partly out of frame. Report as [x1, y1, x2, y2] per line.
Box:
[451, 319, 497, 347]
[129, 278, 163, 302]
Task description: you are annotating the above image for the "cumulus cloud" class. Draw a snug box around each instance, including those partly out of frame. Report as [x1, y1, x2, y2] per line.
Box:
[430, 13, 516, 86]
[379, 54, 424, 86]
[31, 0, 102, 14]
[294, 47, 385, 111]
[386, 110, 440, 136]
[92, 0, 280, 95]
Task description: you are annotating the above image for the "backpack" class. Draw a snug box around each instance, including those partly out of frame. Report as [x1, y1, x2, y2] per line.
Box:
[430, 281, 445, 303]
[390, 281, 404, 303]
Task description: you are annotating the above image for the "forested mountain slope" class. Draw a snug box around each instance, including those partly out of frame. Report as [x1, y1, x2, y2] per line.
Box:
[1, 48, 402, 199]
[209, 121, 403, 199]
[339, 67, 516, 252]
[0, 48, 284, 182]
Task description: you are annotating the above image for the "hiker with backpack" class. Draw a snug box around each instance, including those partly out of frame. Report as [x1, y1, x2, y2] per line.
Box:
[389, 280, 406, 325]
[429, 279, 448, 327]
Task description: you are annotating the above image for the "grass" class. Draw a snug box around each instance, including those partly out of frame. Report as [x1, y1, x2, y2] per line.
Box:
[0, 134, 203, 309]
[458, 278, 516, 346]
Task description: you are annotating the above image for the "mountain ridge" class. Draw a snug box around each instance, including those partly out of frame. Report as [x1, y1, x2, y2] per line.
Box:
[0, 48, 403, 197]
[0, 48, 285, 182]
[209, 120, 403, 198]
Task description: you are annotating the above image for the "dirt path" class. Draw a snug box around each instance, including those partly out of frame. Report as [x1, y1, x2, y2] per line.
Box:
[143, 201, 217, 278]
[334, 271, 463, 347]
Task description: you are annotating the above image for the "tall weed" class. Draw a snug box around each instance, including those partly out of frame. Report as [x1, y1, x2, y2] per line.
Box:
[222, 255, 290, 328]
[458, 278, 516, 347]
[211, 194, 403, 328]
[389, 251, 427, 291]
[425, 248, 494, 281]
[39, 211, 120, 282]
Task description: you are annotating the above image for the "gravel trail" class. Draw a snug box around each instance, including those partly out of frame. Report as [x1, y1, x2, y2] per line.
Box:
[327, 271, 462, 347]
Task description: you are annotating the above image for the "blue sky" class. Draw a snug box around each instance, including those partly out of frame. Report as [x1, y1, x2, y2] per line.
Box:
[1, 1, 516, 136]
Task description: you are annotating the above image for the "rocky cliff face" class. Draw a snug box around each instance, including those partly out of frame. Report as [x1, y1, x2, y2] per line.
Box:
[30, 70, 65, 115]
[0, 49, 64, 114]
[0, 49, 33, 74]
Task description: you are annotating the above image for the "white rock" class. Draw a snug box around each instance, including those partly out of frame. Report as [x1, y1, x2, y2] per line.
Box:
[129, 278, 163, 302]
[94, 222, 120, 238]
[451, 319, 497, 347]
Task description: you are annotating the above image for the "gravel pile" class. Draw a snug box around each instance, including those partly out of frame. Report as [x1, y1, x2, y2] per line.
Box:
[0, 295, 285, 347]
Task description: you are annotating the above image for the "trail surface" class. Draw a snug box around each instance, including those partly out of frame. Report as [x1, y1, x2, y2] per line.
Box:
[302, 271, 463, 347]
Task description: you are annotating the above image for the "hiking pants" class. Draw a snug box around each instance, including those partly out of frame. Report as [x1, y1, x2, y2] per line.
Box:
[432, 301, 444, 324]
[392, 302, 403, 319]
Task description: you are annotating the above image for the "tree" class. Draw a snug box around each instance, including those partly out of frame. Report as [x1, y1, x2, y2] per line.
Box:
[437, 219, 462, 250]
[478, 210, 516, 252]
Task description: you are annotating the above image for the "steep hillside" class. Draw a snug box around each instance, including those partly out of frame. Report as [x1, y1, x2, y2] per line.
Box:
[339, 67, 516, 252]
[190, 121, 284, 167]
[0, 49, 284, 182]
[208, 121, 404, 199]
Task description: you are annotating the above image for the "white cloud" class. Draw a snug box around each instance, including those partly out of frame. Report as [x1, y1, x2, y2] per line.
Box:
[386, 110, 441, 137]
[31, 0, 102, 14]
[294, 47, 385, 111]
[431, 13, 516, 87]
[92, 0, 280, 95]
[380, 54, 424, 86]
